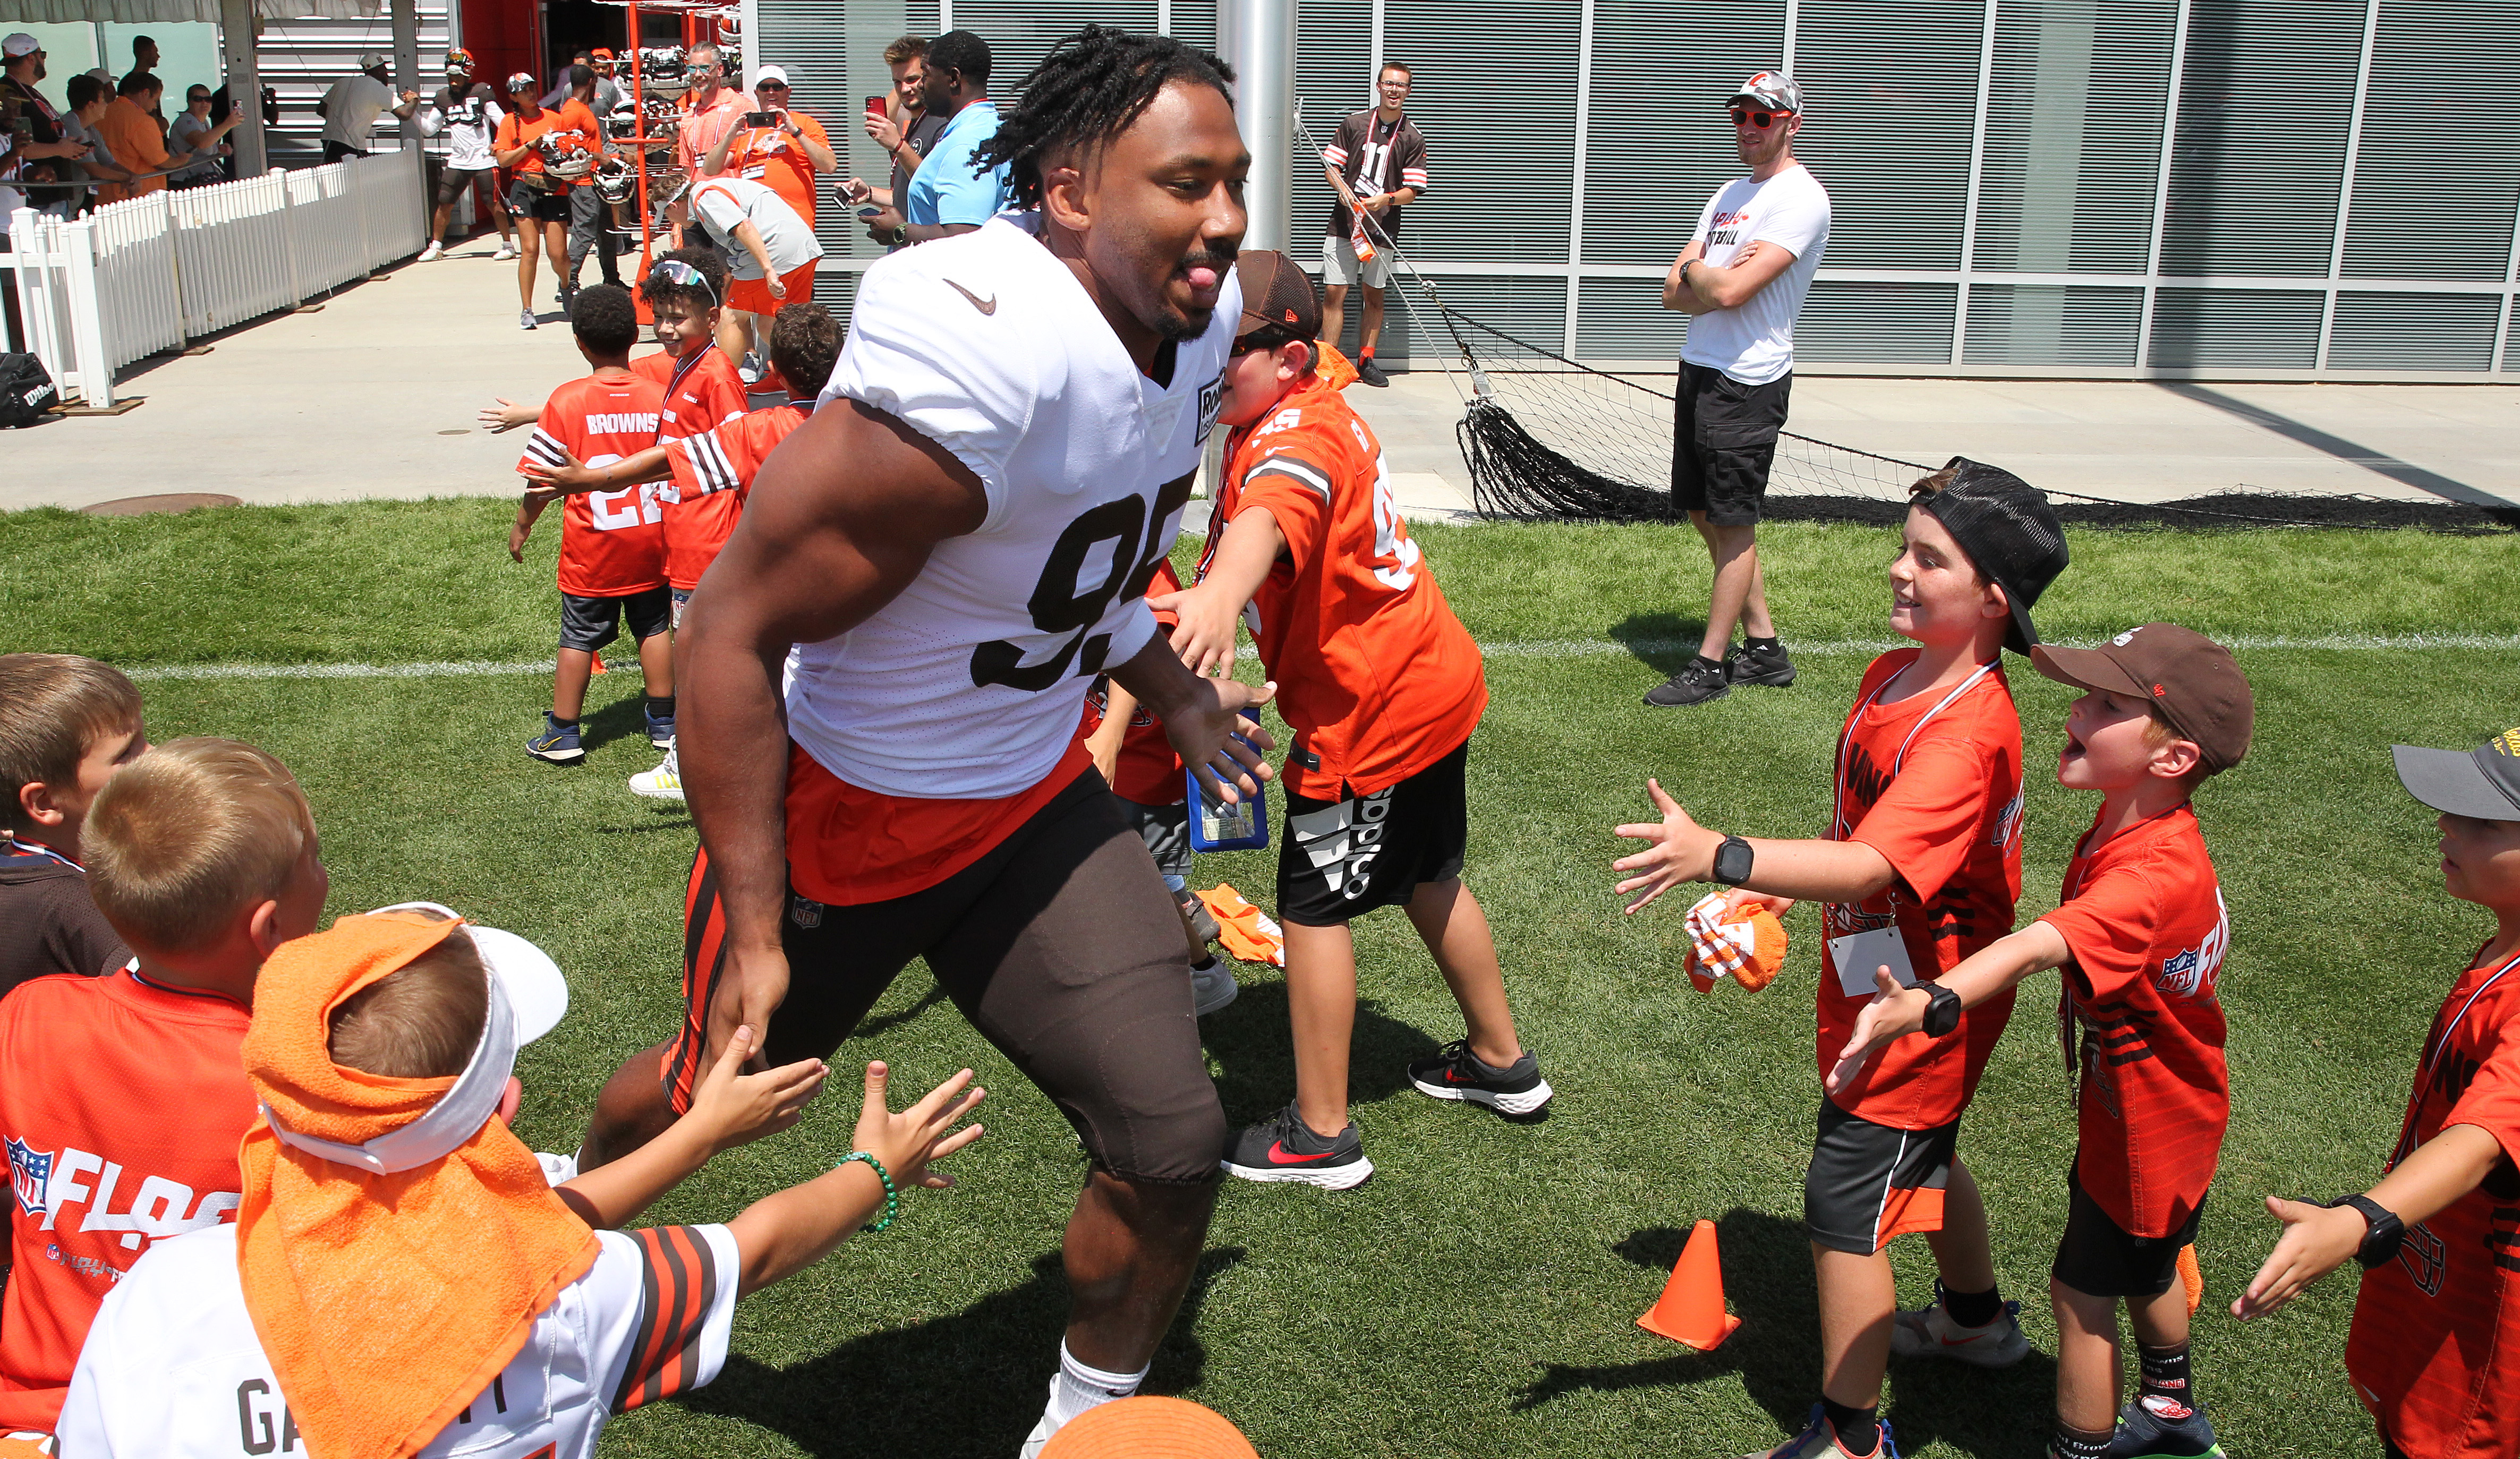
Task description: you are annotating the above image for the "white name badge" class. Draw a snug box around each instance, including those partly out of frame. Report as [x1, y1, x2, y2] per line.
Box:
[1829, 924, 1920, 999]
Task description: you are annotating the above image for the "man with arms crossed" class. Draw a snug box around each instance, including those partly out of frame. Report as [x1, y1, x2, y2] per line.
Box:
[1645, 71, 1829, 709]
[576, 27, 1271, 1455]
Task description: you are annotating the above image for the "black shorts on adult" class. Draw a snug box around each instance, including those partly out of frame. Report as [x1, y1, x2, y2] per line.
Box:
[1806, 1097, 1959, 1256]
[558, 587, 671, 653]
[2051, 1159, 2204, 1298]
[509, 181, 570, 223]
[322, 140, 367, 164]
[1276, 739, 1470, 927]
[668, 769, 1225, 1185]
[1671, 363, 1792, 527]
[436, 163, 496, 209]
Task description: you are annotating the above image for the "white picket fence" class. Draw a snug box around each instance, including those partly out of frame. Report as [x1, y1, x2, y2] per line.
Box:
[6, 148, 425, 409]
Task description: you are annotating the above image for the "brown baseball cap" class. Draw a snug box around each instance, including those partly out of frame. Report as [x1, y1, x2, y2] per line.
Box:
[1234, 249, 1319, 342]
[2031, 622, 2254, 773]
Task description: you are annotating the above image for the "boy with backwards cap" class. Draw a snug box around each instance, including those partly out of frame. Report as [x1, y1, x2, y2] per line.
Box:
[1834, 624, 2254, 1459]
[56, 905, 985, 1458]
[1614, 458, 2071, 1459]
[2232, 724, 2520, 1459]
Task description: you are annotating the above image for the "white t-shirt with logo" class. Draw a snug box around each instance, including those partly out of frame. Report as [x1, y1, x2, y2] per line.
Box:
[802, 210, 1236, 799]
[689, 174, 824, 280]
[1680, 164, 1831, 386]
[54, 1222, 739, 1458]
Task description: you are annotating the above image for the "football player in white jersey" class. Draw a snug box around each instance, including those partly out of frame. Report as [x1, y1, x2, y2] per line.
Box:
[573, 27, 1273, 1455]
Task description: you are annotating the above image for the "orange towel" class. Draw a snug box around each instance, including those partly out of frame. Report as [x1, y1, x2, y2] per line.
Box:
[1196, 884, 1285, 968]
[237, 913, 599, 1459]
[1682, 892, 1786, 993]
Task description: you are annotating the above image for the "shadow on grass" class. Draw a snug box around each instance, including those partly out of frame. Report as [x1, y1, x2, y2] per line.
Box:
[1610, 613, 1712, 677]
[583, 691, 658, 753]
[1512, 1210, 2056, 1458]
[1197, 976, 1448, 1125]
[684, 1245, 1245, 1456]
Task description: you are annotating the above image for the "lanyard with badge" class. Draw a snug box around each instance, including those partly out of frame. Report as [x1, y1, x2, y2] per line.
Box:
[2388, 945, 2520, 1168]
[1823, 660, 1997, 999]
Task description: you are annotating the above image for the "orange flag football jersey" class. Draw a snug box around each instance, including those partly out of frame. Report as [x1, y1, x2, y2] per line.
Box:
[518, 373, 668, 598]
[1082, 559, 1188, 807]
[633, 348, 751, 590]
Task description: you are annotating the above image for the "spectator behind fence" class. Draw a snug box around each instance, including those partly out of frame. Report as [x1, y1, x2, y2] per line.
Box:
[125, 35, 160, 122]
[317, 52, 419, 164]
[4, 35, 90, 217]
[840, 35, 948, 250]
[168, 84, 240, 188]
[49, 74, 126, 218]
[95, 73, 173, 203]
[0, 654, 147, 999]
[1318, 61, 1427, 389]
[899, 29, 1006, 243]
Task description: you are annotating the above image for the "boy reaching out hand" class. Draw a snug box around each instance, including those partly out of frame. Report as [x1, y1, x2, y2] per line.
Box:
[1832, 625, 2254, 1459]
[1613, 460, 2070, 1459]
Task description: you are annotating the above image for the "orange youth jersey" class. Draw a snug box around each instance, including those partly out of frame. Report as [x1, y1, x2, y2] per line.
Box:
[1820, 650, 2025, 1129]
[2346, 943, 2520, 1458]
[722, 113, 830, 225]
[1201, 364, 1486, 800]
[2039, 803, 2231, 1239]
[521, 372, 669, 597]
[1083, 559, 1187, 806]
[0, 967, 257, 1430]
[633, 347, 750, 588]
[663, 397, 806, 508]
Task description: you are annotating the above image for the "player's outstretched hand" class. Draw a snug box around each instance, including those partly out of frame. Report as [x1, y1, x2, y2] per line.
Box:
[1167, 679, 1279, 806]
[2233, 1196, 2364, 1320]
[1148, 581, 1242, 679]
[479, 396, 538, 433]
[1826, 970, 1929, 1095]
[853, 1060, 986, 1191]
[1612, 777, 1717, 915]
[686, 1024, 829, 1153]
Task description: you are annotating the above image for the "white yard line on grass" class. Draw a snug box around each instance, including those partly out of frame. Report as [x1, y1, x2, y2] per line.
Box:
[120, 632, 2520, 682]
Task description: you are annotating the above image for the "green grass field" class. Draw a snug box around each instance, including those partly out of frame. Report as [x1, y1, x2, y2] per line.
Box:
[6, 500, 2517, 1458]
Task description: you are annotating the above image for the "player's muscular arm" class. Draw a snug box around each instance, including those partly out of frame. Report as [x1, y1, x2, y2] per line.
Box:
[2236, 1123, 2507, 1320]
[1613, 775, 1895, 913]
[1826, 922, 2071, 1094]
[678, 399, 989, 1066]
[1150, 505, 1283, 677]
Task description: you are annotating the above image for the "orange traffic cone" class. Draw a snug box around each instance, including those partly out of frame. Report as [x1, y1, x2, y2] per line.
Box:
[2177, 1243, 2203, 1318]
[589, 649, 609, 675]
[1638, 1218, 1741, 1350]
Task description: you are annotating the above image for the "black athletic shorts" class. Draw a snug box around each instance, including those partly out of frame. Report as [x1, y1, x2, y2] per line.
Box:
[1806, 1097, 1960, 1256]
[667, 768, 1225, 1185]
[559, 587, 671, 653]
[509, 181, 571, 223]
[2051, 1159, 2204, 1298]
[1117, 796, 1191, 884]
[1276, 739, 1470, 927]
[436, 163, 496, 209]
[1672, 363, 1792, 527]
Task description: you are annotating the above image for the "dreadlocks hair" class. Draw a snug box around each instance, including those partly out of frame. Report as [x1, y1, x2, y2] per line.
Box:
[972, 27, 1235, 212]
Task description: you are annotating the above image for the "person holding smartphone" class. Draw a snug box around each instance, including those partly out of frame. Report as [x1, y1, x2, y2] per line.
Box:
[703, 65, 833, 233]
[838, 35, 946, 250]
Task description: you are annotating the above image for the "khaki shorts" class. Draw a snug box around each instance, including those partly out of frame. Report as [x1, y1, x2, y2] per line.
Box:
[1321, 232, 1391, 289]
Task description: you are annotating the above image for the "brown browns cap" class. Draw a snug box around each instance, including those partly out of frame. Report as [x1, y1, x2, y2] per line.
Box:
[1234, 249, 1320, 342]
[2030, 622, 2254, 773]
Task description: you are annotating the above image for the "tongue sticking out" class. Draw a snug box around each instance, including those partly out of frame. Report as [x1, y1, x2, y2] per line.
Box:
[1182, 264, 1221, 291]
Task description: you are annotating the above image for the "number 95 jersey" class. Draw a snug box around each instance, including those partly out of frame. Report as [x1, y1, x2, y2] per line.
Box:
[800, 214, 1235, 800]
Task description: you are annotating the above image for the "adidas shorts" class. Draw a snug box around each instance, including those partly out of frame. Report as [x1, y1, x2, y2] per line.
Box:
[559, 587, 671, 653]
[1805, 1097, 1959, 1256]
[1275, 739, 1469, 927]
[667, 769, 1225, 1184]
[2051, 1159, 2204, 1298]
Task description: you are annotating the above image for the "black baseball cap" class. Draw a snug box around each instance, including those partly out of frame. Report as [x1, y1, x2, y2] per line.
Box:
[1234, 250, 1319, 342]
[1911, 457, 2070, 656]
[2031, 624, 2254, 773]
[2395, 727, 2520, 823]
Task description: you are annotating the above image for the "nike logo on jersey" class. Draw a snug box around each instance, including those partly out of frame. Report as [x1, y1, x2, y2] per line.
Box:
[944, 278, 998, 315]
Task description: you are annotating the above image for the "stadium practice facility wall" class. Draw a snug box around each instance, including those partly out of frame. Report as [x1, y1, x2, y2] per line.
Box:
[257, 0, 454, 168]
[748, 0, 2516, 382]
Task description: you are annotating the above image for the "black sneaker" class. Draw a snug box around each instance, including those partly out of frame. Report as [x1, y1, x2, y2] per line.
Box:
[1725, 640, 1798, 687]
[1644, 658, 1731, 707]
[1220, 1103, 1372, 1189]
[1409, 1039, 1554, 1115]
[1356, 356, 1391, 388]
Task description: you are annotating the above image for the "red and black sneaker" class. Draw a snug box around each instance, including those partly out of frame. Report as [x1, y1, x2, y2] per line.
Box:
[1220, 1103, 1372, 1189]
[1409, 1039, 1554, 1116]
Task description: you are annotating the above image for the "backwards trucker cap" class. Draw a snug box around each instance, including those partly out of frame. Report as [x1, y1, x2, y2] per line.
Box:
[3, 33, 41, 59]
[2032, 624, 2254, 773]
[357, 51, 387, 70]
[2395, 726, 2520, 823]
[1911, 456, 2070, 656]
[1729, 71, 1802, 114]
[1235, 249, 1320, 342]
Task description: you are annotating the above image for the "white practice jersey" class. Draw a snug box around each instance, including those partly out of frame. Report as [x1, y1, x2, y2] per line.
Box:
[55, 1223, 739, 1459]
[804, 211, 1235, 799]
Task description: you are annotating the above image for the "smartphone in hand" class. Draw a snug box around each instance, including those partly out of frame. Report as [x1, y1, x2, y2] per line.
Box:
[743, 109, 778, 128]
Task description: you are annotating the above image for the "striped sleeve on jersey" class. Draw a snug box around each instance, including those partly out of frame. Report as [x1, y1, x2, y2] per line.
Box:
[1246, 454, 1335, 505]
[680, 428, 745, 498]
[611, 1225, 719, 1411]
[1322, 144, 1349, 166]
[521, 426, 569, 471]
[1401, 166, 1429, 190]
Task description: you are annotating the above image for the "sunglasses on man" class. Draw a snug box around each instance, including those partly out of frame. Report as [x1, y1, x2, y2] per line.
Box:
[1729, 105, 1791, 129]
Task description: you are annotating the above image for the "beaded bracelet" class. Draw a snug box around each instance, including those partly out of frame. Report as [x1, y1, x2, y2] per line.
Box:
[840, 1150, 898, 1233]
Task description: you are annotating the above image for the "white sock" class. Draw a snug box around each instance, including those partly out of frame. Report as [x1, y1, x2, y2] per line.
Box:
[1042, 1340, 1146, 1432]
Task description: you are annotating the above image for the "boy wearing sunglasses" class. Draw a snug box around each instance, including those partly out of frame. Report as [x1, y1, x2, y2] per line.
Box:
[1648, 71, 1832, 711]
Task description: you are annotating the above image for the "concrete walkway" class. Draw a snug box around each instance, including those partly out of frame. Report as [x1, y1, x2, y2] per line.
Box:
[5, 243, 2515, 514]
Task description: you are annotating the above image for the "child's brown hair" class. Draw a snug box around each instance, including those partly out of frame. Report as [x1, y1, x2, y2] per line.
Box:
[0, 654, 143, 836]
[85, 739, 313, 953]
[328, 910, 489, 1079]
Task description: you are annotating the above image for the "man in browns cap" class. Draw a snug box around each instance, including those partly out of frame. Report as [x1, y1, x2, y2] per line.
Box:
[1831, 622, 2252, 1459]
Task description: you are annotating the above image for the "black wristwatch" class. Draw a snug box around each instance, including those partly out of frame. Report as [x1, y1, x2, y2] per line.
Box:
[2328, 1193, 2406, 1268]
[1921, 983, 1962, 1038]
[1710, 834, 1754, 887]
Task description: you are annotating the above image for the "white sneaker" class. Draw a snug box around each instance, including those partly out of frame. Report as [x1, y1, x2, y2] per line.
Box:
[418, 240, 444, 262]
[518, 309, 537, 331]
[494, 240, 518, 260]
[1190, 958, 1237, 1016]
[629, 747, 684, 801]
[1888, 1288, 2032, 1367]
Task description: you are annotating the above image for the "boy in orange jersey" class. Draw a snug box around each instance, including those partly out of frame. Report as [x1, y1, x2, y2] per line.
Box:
[1613, 459, 2071, 1459]
[1163, 252, 1544, 1191]
[1834, 625, 2254, 1459]
[508, 283, 674, 767]
[523, 299, 840, 800]
[2234, 724, 2520, 1459]
[0, 739, 328, 1438]
[0, 655, 148, 997]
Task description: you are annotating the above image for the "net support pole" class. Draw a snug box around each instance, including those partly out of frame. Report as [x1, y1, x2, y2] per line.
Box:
[220, 0, 266, 178]
[1216, 0, 1295, 251]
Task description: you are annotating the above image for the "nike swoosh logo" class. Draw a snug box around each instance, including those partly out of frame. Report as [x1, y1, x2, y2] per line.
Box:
[943, 278, 997, 315]
[1940, 1333, 1988, 1346]
[1265, 1140, 1331, 1165]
